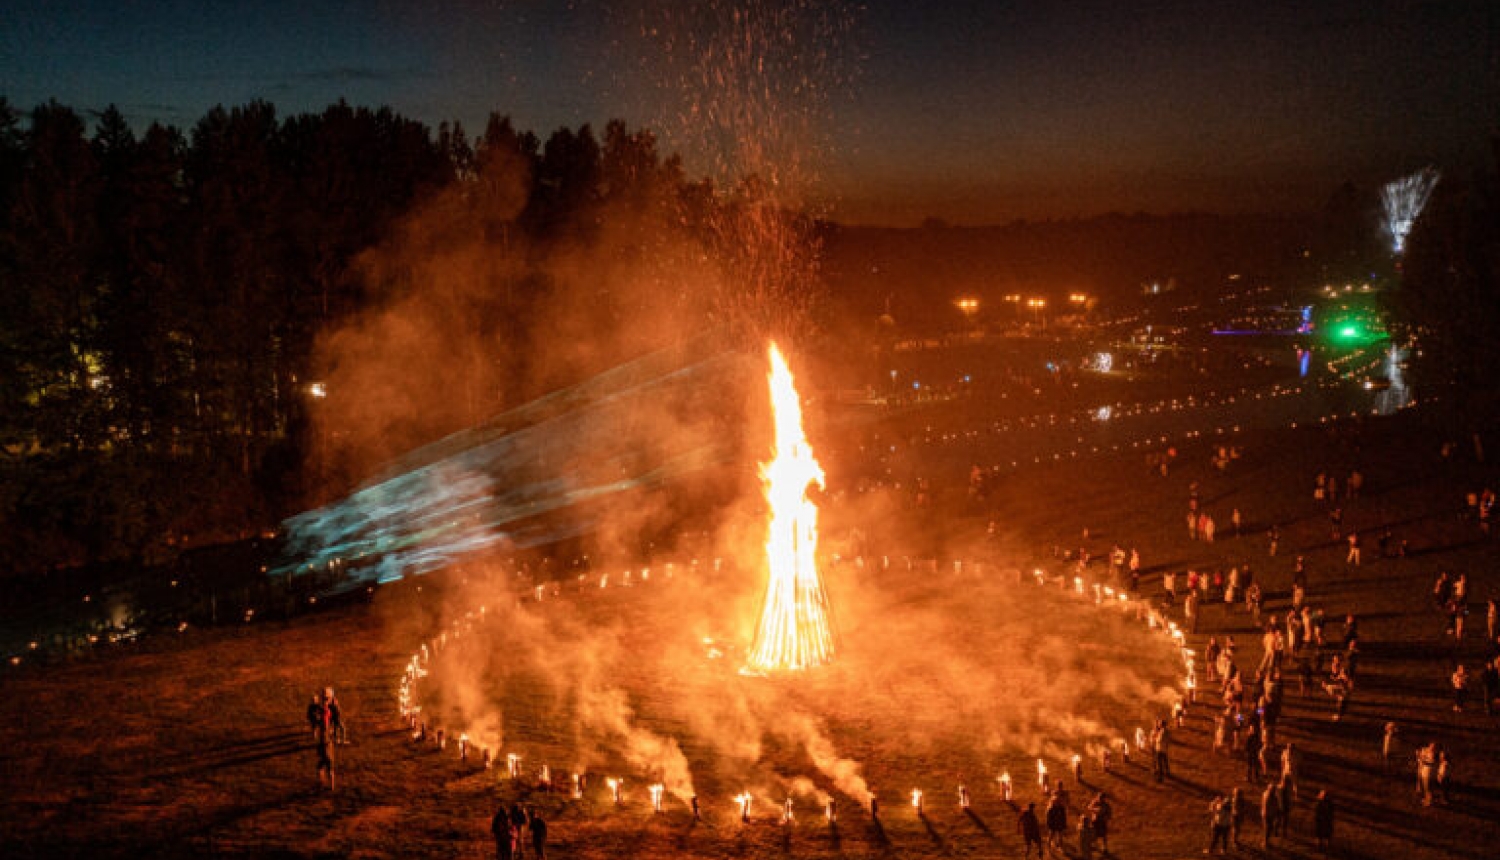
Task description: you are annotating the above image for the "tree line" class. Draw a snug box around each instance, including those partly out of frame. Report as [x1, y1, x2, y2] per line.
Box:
[0, 97, 791, 574]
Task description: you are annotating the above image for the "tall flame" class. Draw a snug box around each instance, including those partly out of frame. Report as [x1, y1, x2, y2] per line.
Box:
[746, 343, 836, 672]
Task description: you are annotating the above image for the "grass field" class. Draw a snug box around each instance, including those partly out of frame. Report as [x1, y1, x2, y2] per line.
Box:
[3, 411, 1499, 859]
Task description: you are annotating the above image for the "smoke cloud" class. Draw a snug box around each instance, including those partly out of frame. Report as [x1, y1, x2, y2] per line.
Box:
[319, 0, 1180, 824]
[404, 526, 1183, 817]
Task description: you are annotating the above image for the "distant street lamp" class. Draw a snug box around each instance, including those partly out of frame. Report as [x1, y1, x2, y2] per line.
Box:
[954, 297, 980, 327]
[1027, 297, 1047, 327]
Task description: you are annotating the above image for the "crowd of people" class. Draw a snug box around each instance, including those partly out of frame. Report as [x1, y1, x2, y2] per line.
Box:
[1116, 453, 1499, 855]
[383, 435, 1498, 857]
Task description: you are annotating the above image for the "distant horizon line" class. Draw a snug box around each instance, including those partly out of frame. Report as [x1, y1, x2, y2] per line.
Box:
[0, 93, 1382, 228]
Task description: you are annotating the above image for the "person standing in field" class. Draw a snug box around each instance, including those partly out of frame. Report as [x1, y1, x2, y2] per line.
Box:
[1077, 813, 1096, 860]
[491, 805, 513, 860]
[1207, 795, 1232, 854]
[1382, 722, 1399, 773]
[510, 803, 528, 858]
[1313, 791, 1334, 851]
[1481, 659, 1500, 716]
[306, 692, 325, 739]
[1152, 719, 1171, 782]
[1276, 774, 1295, 834]
[1229, 787, 1246, 849]
[1045, 794, 1069, 854]
[1452, 664, 1470, 712]
[529, 810, 548, 860]
[1416, 742, 1436, 806]
[1087, 792, 1112, 855]
[1019, 802, 1043, 859]
[1245, 725, 1263, 783]
[1260, 781, 1281, 848]
[326, 687, 347, 745]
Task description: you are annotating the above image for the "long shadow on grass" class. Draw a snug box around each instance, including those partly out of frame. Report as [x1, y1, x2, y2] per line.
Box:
[1163, 773, 1219, 800]
[147, 740, 312, 781]
[145, 730, 307, 769]
[963, 807, 995, 838]
[916, 812, 949, 852]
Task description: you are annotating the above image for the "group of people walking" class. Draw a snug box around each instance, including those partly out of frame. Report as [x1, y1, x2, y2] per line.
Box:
[1017, 786, 1112, 859]
[491, 802, 547, 859]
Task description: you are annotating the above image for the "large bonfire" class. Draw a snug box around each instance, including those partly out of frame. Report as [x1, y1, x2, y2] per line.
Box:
[745, 343, 837, 672]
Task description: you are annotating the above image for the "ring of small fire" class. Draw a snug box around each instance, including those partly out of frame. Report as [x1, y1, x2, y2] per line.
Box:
[393, 342, 1188, 822]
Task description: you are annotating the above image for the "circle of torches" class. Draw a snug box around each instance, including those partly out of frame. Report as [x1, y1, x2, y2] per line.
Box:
[395, 538, 1216, 826]
[2, 321, 1407, 837]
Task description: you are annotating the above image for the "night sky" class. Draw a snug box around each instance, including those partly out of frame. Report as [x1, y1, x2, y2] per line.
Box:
[2, 0, 1494, 224]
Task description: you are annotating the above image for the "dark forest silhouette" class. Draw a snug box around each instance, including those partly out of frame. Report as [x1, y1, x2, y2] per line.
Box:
[0, 96, 1489, 573]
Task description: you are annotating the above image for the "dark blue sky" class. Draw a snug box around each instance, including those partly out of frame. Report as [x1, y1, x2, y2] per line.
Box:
[2, 0, 1494, 224]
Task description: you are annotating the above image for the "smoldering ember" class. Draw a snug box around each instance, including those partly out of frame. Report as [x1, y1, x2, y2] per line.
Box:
[2, 2, 1499, 859]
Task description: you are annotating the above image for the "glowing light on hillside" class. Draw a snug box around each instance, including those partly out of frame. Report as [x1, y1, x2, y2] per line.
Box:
[746, 343, 836, 672]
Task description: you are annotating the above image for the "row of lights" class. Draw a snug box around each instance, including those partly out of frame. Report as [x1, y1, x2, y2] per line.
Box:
[398, 550, 1186, 824]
